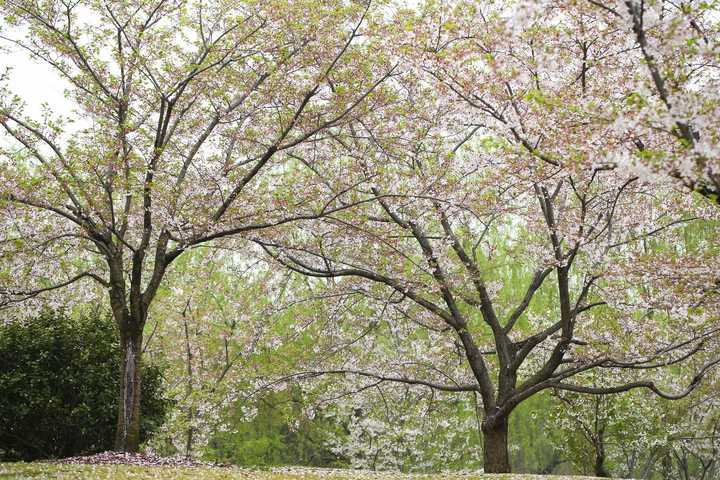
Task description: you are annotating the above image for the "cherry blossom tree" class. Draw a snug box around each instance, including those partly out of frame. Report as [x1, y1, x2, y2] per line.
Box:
[421, 0, 720, 203]
[142, 248, 274, 457]
[548, 370, 666, 477]
[143, 247, 321, 458]
[0, 0, 397, 452]
[583, 0, 720, 202]
[254, 20, 720, 468]
[322, 384, 483, 472]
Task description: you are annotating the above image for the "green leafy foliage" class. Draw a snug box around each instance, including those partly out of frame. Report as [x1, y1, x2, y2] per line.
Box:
[205, 389, 345, 468]
[0, 310, 170, 460]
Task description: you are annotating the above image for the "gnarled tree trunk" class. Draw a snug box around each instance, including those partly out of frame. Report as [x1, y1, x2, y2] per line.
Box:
[482, 415, 511, 473]
[115, 327, 143, 452]
[107, 246, 161, 452]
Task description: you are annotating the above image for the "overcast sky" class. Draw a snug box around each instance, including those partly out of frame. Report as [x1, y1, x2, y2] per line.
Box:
[3, 38, 78, 119]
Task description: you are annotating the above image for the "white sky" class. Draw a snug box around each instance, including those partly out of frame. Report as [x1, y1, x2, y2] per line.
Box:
[2, 46, 74, 118]
[0, 0, 420, 121]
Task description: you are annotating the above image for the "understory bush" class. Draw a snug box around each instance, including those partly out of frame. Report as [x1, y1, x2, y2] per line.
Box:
[0, 309, 169, 460]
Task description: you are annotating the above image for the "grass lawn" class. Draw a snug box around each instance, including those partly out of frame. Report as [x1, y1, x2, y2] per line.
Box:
[0, 463, 608, 480]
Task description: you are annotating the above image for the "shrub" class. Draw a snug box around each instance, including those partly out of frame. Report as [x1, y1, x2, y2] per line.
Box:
[0, 310, 169, 460]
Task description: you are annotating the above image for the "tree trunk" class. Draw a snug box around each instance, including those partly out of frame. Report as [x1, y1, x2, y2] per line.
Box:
[115, 329, 143, 452]
[482, 416, 511, 473]
[182, 302, 195, 458]
[594, 442, 609, 477]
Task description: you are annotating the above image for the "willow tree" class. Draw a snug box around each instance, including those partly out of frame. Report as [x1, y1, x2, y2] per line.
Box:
[0, 0, 396, 452]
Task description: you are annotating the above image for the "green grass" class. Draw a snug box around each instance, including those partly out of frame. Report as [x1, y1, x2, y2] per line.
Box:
[0, 463, 606, 480]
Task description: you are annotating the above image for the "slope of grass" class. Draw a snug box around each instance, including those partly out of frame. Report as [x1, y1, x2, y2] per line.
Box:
[0, 463, 607, 480]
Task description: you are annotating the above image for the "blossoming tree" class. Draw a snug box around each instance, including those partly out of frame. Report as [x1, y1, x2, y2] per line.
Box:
[254, 8, 720, 468]
[424, 0, 720, 202]
[584, 0, 720, 201]
[0, 0, 397, 452]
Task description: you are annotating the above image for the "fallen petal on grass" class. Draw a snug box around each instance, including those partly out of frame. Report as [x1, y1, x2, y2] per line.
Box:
[0, 462, 625, 480]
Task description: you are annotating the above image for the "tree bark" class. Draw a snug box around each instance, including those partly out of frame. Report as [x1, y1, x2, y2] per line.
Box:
[482, 415, 511, 473]
[115, 328, 143, 452]
[183, 303, 195, 458]
[594, 441, 609, 477]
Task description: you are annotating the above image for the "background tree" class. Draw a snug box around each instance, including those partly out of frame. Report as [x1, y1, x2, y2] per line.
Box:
[548, 367, 720, 480]
[143, 247, 301, 457]
[0, 0, 396, 451]
[205, 388, 346, 468]
[548, 371, 659, 478]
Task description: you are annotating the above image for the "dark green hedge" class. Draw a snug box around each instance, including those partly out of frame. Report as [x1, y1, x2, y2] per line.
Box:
[0, 310, 169, 460]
